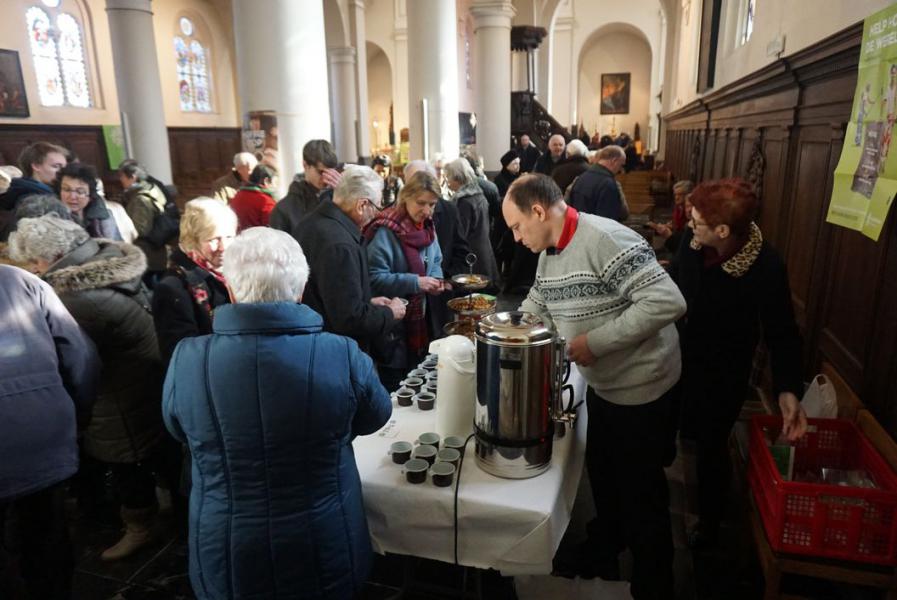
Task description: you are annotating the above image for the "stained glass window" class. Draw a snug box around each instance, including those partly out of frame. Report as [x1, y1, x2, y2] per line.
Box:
[26, 3, 91, 108]
[174, 17, 213, 113]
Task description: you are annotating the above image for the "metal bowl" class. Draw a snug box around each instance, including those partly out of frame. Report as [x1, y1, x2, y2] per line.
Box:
[450, 273, 490, 290]
[446, 293, 496, 317]
[443, 319, 476, 340]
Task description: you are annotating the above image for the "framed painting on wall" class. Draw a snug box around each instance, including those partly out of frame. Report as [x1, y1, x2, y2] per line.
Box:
[600, 72, 630, 115]
[0, 50, 29, 118]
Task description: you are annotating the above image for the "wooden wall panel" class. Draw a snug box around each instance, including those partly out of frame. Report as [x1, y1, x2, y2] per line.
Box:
[663, 22, 897, 437]
[0, 125, 240, 205]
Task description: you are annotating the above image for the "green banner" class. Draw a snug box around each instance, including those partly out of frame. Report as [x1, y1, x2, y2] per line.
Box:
[827, 5, 897, 241]
[102, 124, 126, 170]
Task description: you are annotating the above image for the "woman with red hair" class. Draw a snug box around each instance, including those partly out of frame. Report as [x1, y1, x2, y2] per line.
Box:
[671, 178, 807, 549]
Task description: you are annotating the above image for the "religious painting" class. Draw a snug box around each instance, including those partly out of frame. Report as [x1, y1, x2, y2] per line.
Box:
[600, 72, 630, 115]
[242, 110, 278, 158]
[0, 50, 30, 117]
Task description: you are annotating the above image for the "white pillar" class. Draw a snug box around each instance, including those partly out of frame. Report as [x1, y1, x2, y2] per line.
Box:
[349, 0, 371, 162]
[105, 0, 172, 182]
[328, 47, 359, 163]
[393, 27, 410, 140]
[471, 1, 516, 171]
[232, 0, 330, 198]
[407, 0, 460, 162]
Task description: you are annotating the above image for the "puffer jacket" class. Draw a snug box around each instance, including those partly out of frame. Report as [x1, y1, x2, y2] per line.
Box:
[44, 238, 165, 463]
[0, 265, 100, 500]
[163, 302, 392, 600]
[123, 181, 169, 271]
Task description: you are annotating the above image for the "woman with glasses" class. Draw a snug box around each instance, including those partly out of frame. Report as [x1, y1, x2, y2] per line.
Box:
[55, 162, 122, 240]
[670, 178, 807, 551]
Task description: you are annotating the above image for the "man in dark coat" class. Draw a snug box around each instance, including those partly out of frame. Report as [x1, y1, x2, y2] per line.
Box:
[0, 264, 99, 600]
[552, 139, 591, 193]
[567, 145, 628, 222]
[534, 134, 567, 175]
[294, 166, 405, 360]
[515, 133, 542, 173]
[270, 139, 341, 233]
[163, 228, 392, 600]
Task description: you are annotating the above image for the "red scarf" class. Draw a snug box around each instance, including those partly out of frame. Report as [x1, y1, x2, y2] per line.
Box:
[364, 206, 436, 358]
[186, 250, 227, 286]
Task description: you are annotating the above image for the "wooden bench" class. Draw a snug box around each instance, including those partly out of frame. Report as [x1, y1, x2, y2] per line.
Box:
[741, 362, 897, 599]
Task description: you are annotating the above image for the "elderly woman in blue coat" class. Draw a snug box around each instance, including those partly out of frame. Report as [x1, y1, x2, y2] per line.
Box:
[365, 170, 450, 390]
[162, 227, 392, 600]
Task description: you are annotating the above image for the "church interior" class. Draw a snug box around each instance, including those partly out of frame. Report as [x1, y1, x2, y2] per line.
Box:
[3, 0, 897, 599]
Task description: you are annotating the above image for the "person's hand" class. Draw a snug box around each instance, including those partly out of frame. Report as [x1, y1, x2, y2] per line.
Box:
[418, 276, 442, 294]
[370, 296, 391, 307]
[388, 297, 406, 320]
[778, 391, 808, 442]
[321, 167, 342, 189]
[439, 280, 453, 292]
[566, 334, 596, 367]
[647, 221, 673, 240]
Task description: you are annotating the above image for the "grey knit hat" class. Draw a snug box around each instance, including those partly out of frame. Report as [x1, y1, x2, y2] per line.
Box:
[8, 215, 89, 263]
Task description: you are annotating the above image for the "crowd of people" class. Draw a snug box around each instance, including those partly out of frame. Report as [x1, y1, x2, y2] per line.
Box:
[0, 133, 808, 600]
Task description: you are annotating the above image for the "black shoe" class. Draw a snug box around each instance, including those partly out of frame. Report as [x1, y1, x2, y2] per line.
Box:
[687, 522, 720, 551]
[552, 543, 621, 581]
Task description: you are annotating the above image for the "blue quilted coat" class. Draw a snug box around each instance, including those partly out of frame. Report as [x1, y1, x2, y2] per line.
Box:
[163, 302, 392, 600]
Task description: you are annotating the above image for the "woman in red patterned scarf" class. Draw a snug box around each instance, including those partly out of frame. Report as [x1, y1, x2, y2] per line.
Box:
[365, 171, 450, 391]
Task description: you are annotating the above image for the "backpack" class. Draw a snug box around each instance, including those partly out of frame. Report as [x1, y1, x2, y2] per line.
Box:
[144, 184, 180, 248]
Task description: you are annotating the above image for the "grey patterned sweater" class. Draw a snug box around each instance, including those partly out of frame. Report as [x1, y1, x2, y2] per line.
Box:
[521, 212, 686, 406]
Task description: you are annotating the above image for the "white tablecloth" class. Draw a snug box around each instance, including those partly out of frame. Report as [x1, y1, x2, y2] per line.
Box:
[353, 369, 588, 575]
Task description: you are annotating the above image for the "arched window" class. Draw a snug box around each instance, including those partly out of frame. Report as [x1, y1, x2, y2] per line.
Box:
[739, 0, 756, 46]
[25, 0, 92, 107]
[174, 16, 212, 113]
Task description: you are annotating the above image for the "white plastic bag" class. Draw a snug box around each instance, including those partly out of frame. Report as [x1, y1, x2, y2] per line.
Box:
[801, 374, 838, 419]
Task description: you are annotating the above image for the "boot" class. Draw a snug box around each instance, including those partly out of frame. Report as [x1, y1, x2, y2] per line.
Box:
[101, 507, 155, 561]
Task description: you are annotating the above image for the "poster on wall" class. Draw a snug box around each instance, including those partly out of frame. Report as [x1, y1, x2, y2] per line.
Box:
[827, 4, 897, 241]
[241, 110, 278, 160]
[0, 50, 29, 118]
[102, 125, 126, 170]
[600, 73, 630, 115]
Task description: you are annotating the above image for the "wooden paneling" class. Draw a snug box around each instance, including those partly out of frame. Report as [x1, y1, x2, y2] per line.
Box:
[664, 22, 897, 436]
[0, 124, 240, 205]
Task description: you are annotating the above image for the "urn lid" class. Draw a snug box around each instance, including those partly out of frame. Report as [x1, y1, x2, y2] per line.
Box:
[475, 311, 555, 346]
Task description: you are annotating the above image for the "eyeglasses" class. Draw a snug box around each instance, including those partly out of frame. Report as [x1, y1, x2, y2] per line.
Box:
[60, 186, 90, 197]
[364, 198, 384, 212]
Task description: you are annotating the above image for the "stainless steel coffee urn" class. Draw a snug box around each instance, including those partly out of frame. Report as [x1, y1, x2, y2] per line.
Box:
[474, 311, 575, 479]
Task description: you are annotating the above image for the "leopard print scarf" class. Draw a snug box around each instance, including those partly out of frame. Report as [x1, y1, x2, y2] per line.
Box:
[689, 221, 762, 278]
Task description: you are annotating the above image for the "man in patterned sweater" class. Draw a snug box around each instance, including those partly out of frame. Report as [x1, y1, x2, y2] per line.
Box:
[504, 174, 686, 600]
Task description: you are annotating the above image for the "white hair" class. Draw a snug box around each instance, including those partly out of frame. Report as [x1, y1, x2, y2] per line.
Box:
[233, 152, 258, 168]
[444, 158, 477, 187]
[566, 139, 588, 158]
[404, 160, 435, 179]
[333, 165, 383, 210]
[9, 215, 88, 263]
[222, 227, 309, 303]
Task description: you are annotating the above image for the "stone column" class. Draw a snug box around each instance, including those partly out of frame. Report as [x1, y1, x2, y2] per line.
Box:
[348, 0, 371, 162]
[105, 0, 172, 182]
[472, 1, 516, 171]
[328, 47, 359, 163]
[232, 0, 330, 198]
[406, 0, 460, 162]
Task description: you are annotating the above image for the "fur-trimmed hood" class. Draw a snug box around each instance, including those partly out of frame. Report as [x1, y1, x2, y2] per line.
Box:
[44, 238, 147, 294]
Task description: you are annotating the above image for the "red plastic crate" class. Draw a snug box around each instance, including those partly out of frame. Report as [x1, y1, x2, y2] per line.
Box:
[748, 416, 897, 565]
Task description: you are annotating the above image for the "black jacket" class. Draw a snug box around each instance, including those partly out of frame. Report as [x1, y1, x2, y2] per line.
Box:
[429, 198, 471, 335]
[452, 183, 501, 287]
[152, 248, 230, 367]
[552, 156, 589, 193]
[516, 144, 541, 173]
[294, 199, 395, 354]
[534, 153, 564, 175]
[0, 177, 53, 211]
[567, 164, 626, 222]
[44, 239, 164, 464]
[269, 176, 324, 234]
[492, 169, 518, 251]
[670, 227, 803, 410]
